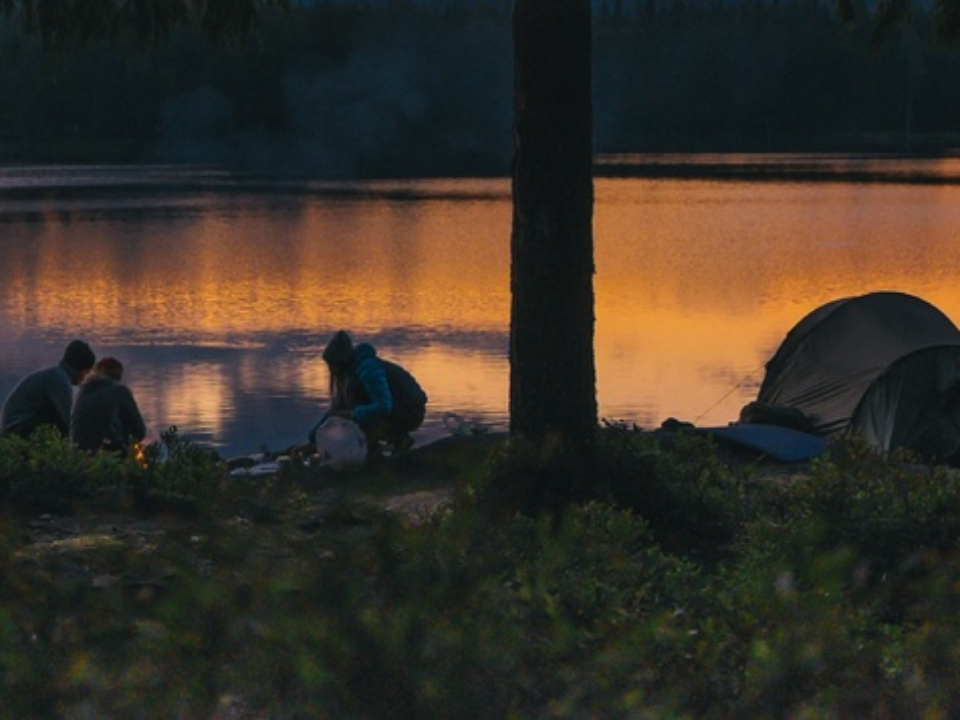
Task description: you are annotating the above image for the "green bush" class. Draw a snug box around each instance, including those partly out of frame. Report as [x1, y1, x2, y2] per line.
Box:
[724, 438, 960, 717]
[591, 423, 754, 562]
[0, 427, 131, 510]
[0, 426, 224, 512]
[6, 425, 960, 716]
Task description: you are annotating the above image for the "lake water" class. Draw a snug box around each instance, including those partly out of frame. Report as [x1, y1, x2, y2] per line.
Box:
[3, 155, 960, 458]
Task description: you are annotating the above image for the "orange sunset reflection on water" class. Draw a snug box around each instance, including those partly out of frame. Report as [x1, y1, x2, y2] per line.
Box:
[4, 164, 960, 453]
[5, 189, 510, 338]
[594, 176, 960, 425]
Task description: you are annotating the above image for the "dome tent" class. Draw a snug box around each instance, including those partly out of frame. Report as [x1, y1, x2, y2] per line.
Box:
[751, 291, 960, 463]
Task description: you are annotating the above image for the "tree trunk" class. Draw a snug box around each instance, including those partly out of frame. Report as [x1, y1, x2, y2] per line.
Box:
[510, 0, 596, 468]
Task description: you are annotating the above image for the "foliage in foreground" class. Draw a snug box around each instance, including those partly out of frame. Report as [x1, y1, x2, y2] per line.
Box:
[0, 426, 224, 513]
[4, 428, 960, 716]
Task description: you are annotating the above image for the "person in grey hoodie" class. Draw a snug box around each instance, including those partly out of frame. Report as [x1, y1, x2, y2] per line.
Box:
[0, 339, 96, 439]
[70, 356, 147, 454]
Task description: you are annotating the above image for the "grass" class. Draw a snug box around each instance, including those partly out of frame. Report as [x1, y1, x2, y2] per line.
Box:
[4, 425, 960, 717]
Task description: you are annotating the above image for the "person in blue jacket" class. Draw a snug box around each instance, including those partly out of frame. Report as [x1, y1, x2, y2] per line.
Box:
[309, 330, 427, 455]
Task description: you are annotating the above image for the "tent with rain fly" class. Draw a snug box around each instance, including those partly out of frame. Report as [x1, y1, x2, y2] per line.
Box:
[747, 291, 960, 464]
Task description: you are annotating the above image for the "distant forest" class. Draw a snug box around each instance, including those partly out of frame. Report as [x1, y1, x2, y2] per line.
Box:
[1, 1, 959, 177]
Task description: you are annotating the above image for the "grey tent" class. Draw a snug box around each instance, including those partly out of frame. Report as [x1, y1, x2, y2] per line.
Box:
[749, 291, 960, 463]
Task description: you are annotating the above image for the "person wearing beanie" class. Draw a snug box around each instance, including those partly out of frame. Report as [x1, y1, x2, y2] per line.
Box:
[0, 339, 96, 439]
[308, 330, 428, 456]
[70, 356, 147, 454]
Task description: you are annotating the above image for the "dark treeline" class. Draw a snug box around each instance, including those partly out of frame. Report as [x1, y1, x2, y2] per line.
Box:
[0, 1, 958, 177]
[595, 1, 960, 154]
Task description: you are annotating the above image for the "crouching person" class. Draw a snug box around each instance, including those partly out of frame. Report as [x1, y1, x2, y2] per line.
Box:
[71, 357, 147, 455]
[310, 330, 427, 455]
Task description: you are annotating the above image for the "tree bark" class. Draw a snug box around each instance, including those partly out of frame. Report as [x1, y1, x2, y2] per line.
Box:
[511, 0, 597, 463]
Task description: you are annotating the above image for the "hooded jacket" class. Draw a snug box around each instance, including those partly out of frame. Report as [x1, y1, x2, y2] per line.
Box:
[70, 372, 147, 452]
[341, 342, 393, 428]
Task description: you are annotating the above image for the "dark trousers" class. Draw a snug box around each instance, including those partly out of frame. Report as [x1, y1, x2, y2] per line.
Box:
[366, 402, 425, 444]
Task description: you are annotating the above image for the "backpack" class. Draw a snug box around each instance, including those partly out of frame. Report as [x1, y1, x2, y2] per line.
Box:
[381, 359, 427, 409]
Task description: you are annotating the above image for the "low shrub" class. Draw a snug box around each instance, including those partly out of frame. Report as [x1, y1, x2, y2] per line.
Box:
[5, 425, 960, 716]
[0, 426, 224, 512]
[591, 422, 754, 561]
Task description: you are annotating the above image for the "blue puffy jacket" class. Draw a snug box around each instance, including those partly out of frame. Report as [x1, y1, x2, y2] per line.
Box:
[349, 343, 393, 427]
